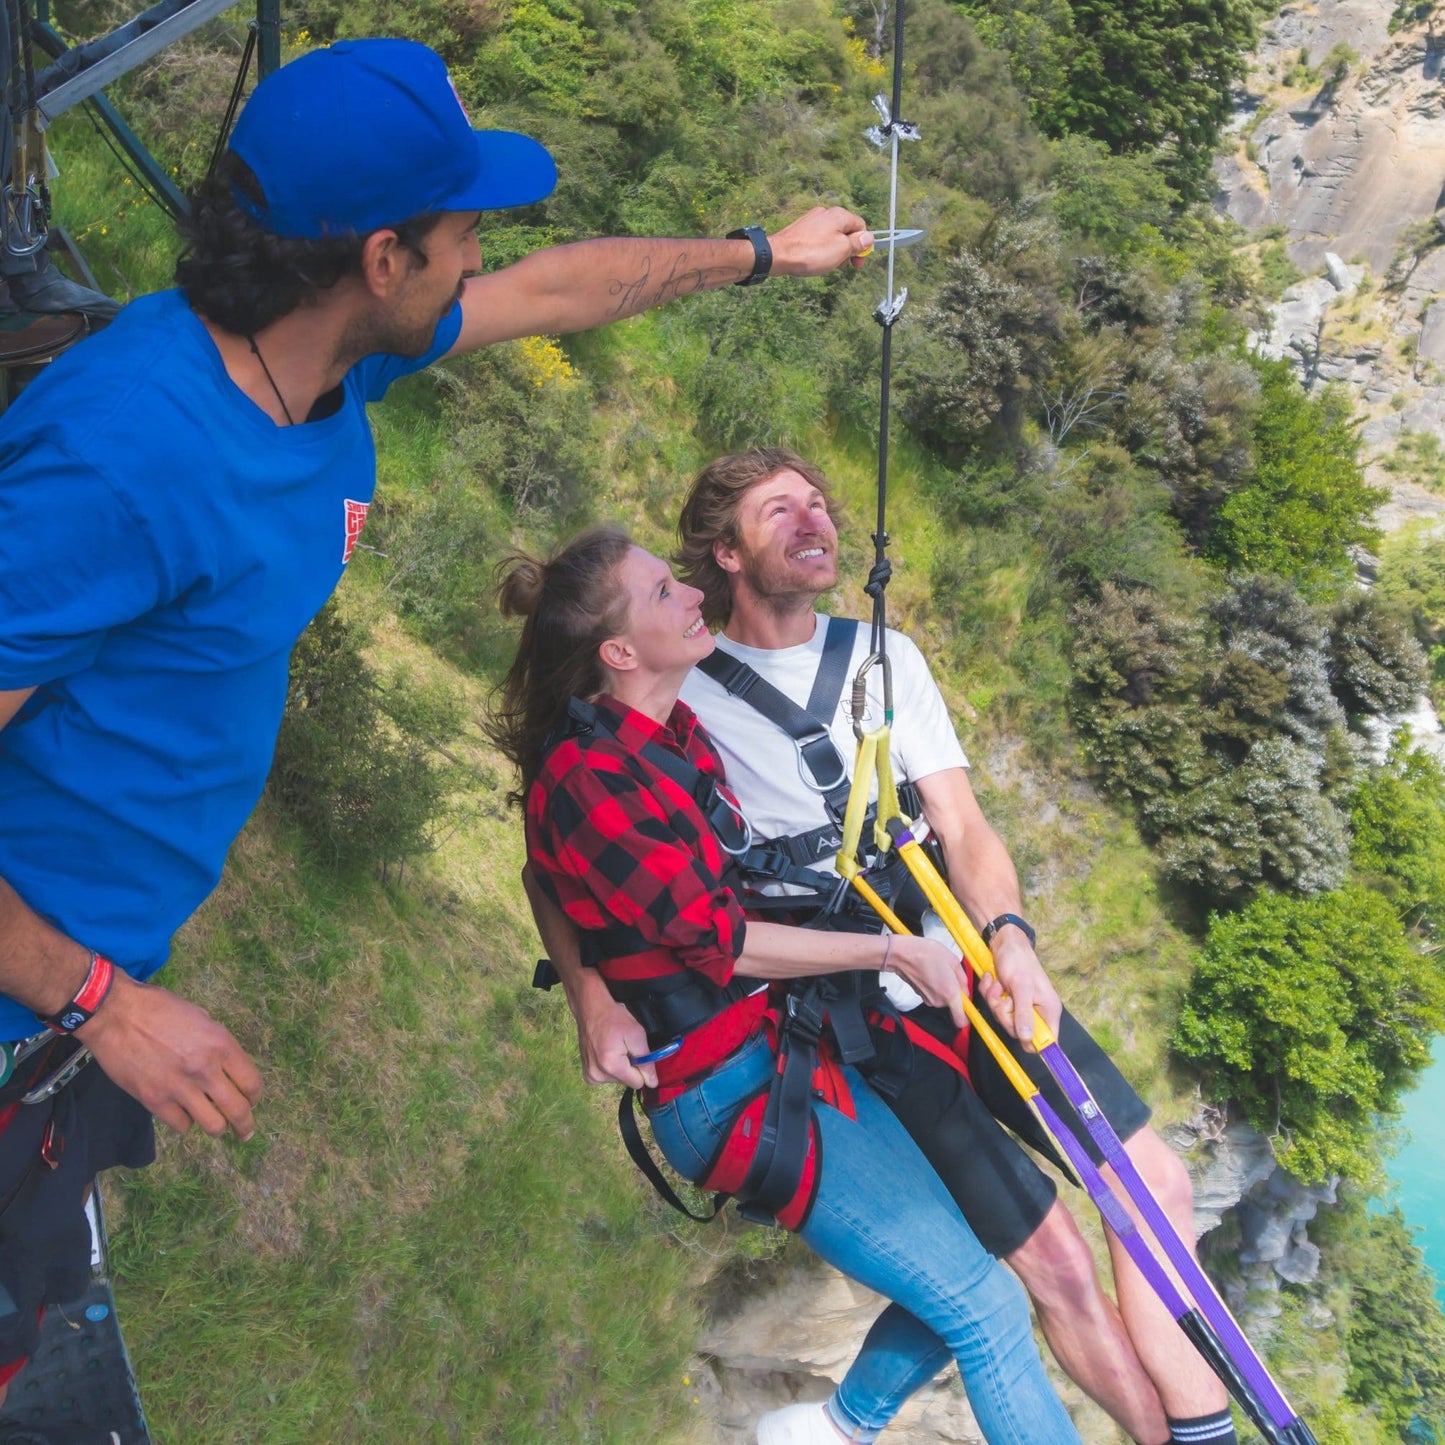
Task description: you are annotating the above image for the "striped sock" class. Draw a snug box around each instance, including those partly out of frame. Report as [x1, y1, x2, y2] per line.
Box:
[1168, 1409, 1237, 1444]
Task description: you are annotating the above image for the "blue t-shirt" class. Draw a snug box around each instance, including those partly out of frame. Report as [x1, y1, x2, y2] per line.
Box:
[0, 289, 462, 1038]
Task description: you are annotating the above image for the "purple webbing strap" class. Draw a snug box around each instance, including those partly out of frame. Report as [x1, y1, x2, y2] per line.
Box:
[1030, 1090, 1288, 1442]
[1039, 1038, 1303, 1432]
[1030, 1091, 1191, 1315]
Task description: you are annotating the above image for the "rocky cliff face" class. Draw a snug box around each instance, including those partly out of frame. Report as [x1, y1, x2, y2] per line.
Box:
[692, 1266, 989, 1444]
[1218, 0, 1445, 554]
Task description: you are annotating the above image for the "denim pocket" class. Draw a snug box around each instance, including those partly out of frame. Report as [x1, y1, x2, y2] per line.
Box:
[646, 1032, 774, 1182]
[645, 1096, 710, 1181]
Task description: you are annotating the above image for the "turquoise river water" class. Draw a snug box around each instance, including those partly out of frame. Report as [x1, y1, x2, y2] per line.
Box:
[1390, 1040, 1445, 1306]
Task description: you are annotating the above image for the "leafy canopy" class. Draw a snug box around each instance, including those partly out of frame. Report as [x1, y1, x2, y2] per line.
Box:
[1205, 358, 1383, 599]
[1172, 886, 1445, 1182]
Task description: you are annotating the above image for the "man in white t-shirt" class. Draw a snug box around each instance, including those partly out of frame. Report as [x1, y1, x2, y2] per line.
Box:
[662, 449, 1235, 1445]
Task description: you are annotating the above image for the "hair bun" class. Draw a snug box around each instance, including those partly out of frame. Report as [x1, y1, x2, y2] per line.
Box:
[495, 553, 548, 619]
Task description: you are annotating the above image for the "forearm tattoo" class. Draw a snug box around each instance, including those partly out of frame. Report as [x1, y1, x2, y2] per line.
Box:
[606, 251, 739, 317]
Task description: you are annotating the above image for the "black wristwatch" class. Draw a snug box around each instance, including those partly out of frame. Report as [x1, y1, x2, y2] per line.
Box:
[726, 225, 773, 286]
[980, 913, 1036, 949]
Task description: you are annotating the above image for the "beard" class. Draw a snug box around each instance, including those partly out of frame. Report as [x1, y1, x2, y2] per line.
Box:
[737, 543, 838, 613]
[339, 282, 460, 364]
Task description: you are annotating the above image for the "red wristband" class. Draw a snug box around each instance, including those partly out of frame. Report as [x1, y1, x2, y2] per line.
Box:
[43, 952, 116, 1034]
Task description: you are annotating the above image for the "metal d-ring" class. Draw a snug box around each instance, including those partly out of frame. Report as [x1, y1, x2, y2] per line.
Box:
[714, 792, 756, 857]
[794, 727, 849, 794]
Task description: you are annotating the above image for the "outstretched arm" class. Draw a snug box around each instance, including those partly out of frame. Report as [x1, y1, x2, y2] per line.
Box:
[913, 766, 1063, 1049]
[449, 206, 871, 354]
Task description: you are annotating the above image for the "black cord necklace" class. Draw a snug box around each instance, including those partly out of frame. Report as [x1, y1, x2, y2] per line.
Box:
[247, 333, 296, 426]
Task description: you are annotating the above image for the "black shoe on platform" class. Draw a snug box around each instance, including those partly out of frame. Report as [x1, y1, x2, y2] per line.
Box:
[3, 256, 120, 324]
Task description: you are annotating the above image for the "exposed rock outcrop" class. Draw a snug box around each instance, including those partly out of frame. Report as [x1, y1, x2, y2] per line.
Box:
[1220, 0, 1445, 538]
[695, 1266, 987, 1444]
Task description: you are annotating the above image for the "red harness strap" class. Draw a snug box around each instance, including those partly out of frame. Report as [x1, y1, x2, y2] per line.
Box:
[699, 1086, 820, 1232]
[900, 1014, 971, 1080]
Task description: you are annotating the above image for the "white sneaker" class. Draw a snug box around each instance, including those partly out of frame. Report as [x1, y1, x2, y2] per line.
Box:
[756, 1401, 844, 1443]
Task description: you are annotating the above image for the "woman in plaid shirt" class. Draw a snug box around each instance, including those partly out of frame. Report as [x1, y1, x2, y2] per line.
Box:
[491, 528, 1081, 1445]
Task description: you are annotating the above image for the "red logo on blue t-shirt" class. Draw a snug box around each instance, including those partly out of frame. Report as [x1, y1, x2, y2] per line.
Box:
[343, 499, 369, 564]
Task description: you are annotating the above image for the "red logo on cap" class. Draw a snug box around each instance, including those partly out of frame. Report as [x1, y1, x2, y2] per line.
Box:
[343, 499, 370, 564]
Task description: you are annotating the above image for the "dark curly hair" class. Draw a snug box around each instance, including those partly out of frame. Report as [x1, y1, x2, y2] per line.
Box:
[174, 153, 444, 334]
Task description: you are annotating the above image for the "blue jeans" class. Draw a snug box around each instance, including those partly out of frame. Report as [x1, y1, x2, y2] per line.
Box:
[647, 1033, 1081, 1444]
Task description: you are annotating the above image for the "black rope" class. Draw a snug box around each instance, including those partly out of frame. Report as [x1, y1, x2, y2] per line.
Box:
[206, 21, 257, 181]
[870, 0, 908, 661]
[78, 99, 178, 218]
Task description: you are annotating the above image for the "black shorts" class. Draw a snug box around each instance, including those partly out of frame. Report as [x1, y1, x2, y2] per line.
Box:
[881, 997, 1151, 1259]
[0, 1048, 155, 1366]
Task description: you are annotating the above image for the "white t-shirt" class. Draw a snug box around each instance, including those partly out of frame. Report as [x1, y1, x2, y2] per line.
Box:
[680, 614, 968, 1009]
[680, 613, 968, 845]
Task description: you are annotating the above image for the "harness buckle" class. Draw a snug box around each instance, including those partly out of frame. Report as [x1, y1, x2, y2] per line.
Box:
[783, 990, 825, 1049]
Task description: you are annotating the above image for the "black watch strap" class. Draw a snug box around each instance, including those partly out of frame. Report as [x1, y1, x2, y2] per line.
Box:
[726, 225, 773, 286]
[980, 913, 1036, 949]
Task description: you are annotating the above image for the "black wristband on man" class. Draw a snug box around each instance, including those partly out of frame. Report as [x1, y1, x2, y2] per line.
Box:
[980, 913, 1036, 950]
[726, 225, 772, 286]
[42, 951, 116, 1034]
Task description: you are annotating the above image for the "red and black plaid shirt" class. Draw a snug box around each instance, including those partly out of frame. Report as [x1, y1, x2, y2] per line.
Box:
[527, 696, 765, 1088]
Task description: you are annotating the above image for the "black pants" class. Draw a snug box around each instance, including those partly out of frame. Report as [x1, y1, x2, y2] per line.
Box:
[0, 1057, 154, 1364]
[882, 997, 1152, 1257]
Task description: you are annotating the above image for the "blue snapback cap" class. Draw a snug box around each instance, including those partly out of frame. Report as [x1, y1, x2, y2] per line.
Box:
[227, 38, 557, 238]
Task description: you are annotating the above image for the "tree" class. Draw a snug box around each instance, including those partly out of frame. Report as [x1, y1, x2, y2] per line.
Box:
[1072, 578, 1357, 904]
[268, 603, 466, 877]
[1172, 886, 1445, 1182]
[1334, 1207, 1445, 1439]
[949, 0, 1259, 196]
[1377, 523, 1445, 712]
[1328, 591, 1430, 723]
[902, 206, 1064, 452]
[1205, 359, 1383, 600]
[1349, 733, 1445, 933]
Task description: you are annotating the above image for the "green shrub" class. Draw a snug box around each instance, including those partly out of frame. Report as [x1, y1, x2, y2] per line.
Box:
[1205, 358, 1383, 600]
[1172, 886, 1445, 1182]
[1327, 591, 1429, 722]
[1377, 523, 1445, 711]
[1072, 577, 1359, 904]
[1349, 733, 1445, 932]
[268, 603, 467, 877]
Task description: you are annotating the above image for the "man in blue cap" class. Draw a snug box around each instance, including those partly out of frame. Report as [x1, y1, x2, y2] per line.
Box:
[0, 37, 870, 1440]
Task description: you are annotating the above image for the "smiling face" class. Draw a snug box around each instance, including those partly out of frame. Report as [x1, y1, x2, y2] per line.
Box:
[715, 467, 840, 610]
[604, 546, 714, 686]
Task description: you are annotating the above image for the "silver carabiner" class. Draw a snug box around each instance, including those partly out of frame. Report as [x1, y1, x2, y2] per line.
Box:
[851, 652, 894, 739]
[714, 791, 756, 857]
[20, 1040, 94, 1105]
[3, 185, 49, 258]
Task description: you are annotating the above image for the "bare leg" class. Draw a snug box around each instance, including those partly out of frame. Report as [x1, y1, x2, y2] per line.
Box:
[1006, 1199, 1170, 1444]
[1101, 1127, 1230, 1420]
